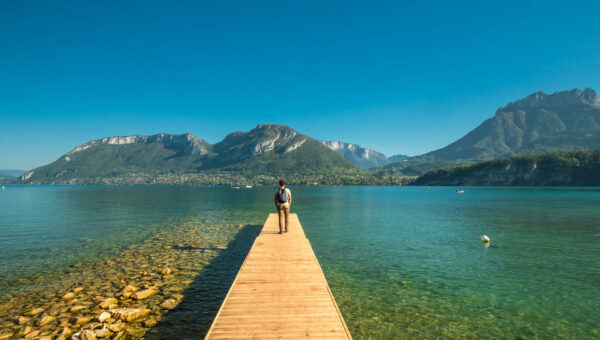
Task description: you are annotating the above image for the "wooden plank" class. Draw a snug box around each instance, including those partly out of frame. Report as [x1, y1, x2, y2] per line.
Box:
[205, 213, 352, 339]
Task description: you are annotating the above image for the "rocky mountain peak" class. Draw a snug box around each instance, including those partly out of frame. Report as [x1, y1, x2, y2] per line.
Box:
[499, 88, 599, 113]
[213, 124, 308, 162]
[66, 133, 210, 156]
[323, 141, 370, 157]
[322, 140, 391, 168]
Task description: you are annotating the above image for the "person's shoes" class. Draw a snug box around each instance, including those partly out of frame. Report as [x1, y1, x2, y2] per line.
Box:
[278, 231, 282, 234]
[284, 229, 288, 233]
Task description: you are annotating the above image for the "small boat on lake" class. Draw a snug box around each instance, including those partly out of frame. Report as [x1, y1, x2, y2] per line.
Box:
[245, 185, 253, 189]
[456, 190, 464, 193]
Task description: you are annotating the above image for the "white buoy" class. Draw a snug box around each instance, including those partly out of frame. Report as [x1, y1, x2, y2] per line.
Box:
[481, 235, 490, 243]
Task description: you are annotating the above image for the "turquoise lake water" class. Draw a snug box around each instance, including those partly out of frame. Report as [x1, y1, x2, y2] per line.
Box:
[0, 185, 599, 338]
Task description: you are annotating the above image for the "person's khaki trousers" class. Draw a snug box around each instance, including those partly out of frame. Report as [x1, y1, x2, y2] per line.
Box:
[277, 204, 290, 231]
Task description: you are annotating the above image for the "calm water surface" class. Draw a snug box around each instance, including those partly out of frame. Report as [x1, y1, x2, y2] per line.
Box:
[0, 185, 598, 339]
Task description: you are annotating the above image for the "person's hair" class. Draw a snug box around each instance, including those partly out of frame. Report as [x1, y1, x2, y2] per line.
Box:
[279, 179, 286, 186]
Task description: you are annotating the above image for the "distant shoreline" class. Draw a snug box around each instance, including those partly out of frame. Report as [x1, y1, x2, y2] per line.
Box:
[3, 183, 600, 188]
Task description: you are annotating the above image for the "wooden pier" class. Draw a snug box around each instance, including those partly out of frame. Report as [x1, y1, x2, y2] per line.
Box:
[205, 213, 352, 339]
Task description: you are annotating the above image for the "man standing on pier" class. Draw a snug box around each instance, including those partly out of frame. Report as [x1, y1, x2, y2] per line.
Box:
[274, 179, 292, 234]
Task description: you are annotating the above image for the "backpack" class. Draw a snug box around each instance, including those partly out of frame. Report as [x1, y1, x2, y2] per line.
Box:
[277, 188, 289, 204]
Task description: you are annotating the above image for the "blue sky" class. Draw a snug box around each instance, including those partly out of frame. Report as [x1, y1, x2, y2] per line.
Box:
[2, 1, 600, 170]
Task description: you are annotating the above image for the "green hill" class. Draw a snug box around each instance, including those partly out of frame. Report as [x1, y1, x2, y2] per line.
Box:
[210, 124, 353, 173]
[412, 149, 600, 186]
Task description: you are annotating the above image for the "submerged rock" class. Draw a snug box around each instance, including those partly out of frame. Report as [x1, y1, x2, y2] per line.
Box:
[62, 292, 76, 300]
[71, 315, 93, 325]
[94, 325, 112, 338]
[132, 288, 156, 300]
[0, 333, 11, 340]
[17, 315, 31, 324]
[24, 307, 45, 315]
[109, 308, 151, 322]
[80, 329, 97, 340]
[26, 329, 41, 338]
[87, 321, 102, 330]
[98, 311, 111, 322]
[17, 325, 32, 336]
[70, 305, 88, 312]
[159, 298, 180, 309]
[118, 285, 138, 298]
[143, 317, 157, 327]
[108, 320, 124, 332]
[112, 331, 126, 340]
[160, 267, 172, 275]
[57, 327, 72, 338]
[37, 315, 56, 326]
[99, 297, 118, 309]
[73, 287, 84, 293]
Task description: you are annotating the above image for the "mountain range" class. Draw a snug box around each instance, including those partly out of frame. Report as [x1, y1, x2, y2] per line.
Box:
[321, 141, 408, 169]
[0, 170, 26, 178]
[13, 88, 600, 185]
[17, 124, 354, 184]
[386, 88, 600, 174]
[0, 170, 26, 182]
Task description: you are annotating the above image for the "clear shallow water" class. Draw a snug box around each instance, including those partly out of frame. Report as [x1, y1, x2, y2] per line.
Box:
[1, 185, 599, 338]
[0, 185, 266, 295]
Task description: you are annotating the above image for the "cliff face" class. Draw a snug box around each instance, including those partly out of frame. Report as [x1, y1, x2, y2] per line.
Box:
[213, 124, 308, 164]
[412, 149, 600, 186]
[66, 133, 211, 157]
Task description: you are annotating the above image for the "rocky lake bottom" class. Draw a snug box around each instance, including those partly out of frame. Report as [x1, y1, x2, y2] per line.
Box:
[0, 219, 259, 340]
